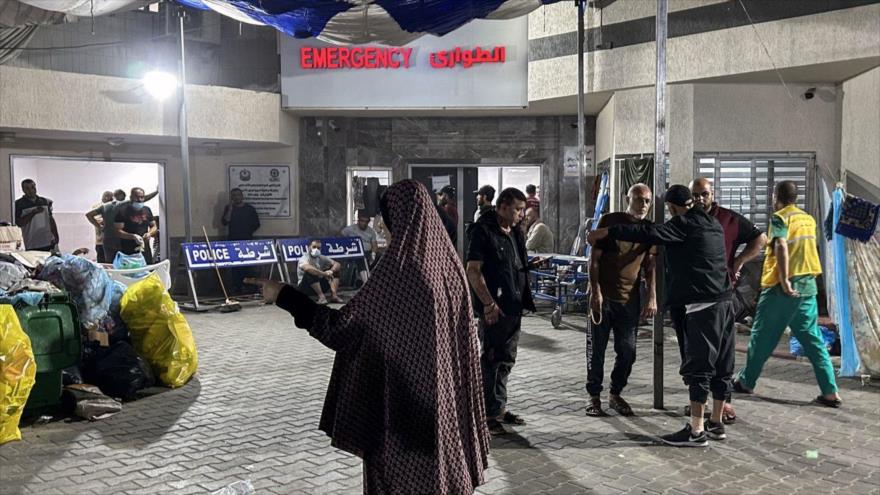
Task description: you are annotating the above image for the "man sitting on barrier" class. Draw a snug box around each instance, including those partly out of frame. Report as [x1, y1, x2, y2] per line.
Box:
[298, 238, 343, 305]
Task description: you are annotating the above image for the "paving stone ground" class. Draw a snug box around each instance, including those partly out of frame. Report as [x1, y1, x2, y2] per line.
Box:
[2, 303, 879, 495]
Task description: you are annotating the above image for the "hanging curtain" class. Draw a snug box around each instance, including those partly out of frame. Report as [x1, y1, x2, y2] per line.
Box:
[830, 187, 861, 376]
[846, 233, 880, 377]
[0, 25, 38, 64]
[619, 157, 653, 207]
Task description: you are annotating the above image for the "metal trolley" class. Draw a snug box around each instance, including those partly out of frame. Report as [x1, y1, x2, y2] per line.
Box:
[528, 254, 590, 328]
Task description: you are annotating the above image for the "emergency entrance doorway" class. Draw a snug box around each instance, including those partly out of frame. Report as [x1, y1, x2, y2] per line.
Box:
[409, 164, 541, 254]
[10, 156, 165, 263]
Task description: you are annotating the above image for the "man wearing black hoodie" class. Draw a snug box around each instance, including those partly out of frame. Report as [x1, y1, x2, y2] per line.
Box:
[588, 184, 734, 447]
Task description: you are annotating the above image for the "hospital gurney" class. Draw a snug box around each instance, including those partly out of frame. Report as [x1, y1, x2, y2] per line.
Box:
[528, 254, 590, 328]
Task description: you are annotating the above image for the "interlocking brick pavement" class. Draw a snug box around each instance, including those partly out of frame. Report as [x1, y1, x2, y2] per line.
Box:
[1, 304, 878, 494]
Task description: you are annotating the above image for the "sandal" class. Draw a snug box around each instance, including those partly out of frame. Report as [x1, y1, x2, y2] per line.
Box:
[500, 411, 526, 425]
[608, 396, 635, 417]
[486, 418, 507, 436]
[722, 403, 737, 424]
[585, 397, 607, 417]
[813, 396, 842, 408]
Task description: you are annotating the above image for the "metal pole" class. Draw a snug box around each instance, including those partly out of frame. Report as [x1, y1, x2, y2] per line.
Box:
[576, 0, 587, 252]
[652, 0, 668, 410]
[178, 9, 193, 243]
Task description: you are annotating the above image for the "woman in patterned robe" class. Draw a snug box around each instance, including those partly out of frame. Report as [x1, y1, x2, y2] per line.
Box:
[249, 179, 489, 494]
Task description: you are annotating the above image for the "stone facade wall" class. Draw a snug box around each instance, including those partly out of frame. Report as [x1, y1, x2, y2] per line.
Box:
[297, 116, 596, 253]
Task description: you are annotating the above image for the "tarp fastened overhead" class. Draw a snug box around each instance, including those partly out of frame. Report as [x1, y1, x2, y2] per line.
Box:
[17, 0, 147, 17]
[176, 0, 560, 45]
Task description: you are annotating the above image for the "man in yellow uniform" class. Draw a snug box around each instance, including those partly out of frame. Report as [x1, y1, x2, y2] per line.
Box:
[733, 181, 842, 407]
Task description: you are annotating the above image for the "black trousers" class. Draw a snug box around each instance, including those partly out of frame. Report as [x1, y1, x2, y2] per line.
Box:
[480, 314, 522, 418]
[675, 300, 736, 403]
[96, 245, 106, 264]
[586, 297, 640, 397]
[102, 245, 118, 265]
[298, 271, 331, 296]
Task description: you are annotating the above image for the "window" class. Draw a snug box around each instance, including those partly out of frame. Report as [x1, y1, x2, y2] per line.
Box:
[346, 168, 392, 226]
[477, 166, 541, 197]
[694, 154, 815, 233]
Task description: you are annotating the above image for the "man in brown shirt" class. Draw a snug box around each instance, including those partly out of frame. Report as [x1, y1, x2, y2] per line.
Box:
[586, 183, 657, 417]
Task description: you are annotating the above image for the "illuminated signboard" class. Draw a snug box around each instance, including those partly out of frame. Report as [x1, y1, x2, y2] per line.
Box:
[280, 18, 527, 109]
[299, 46, 506, 70]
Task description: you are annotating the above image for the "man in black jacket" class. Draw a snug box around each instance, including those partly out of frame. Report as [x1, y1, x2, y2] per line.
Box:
[588, 184, 734, 447]
[466, 187, 542, 436]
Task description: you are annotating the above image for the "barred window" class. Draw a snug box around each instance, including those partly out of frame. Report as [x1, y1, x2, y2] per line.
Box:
[694, 154, 815, 233]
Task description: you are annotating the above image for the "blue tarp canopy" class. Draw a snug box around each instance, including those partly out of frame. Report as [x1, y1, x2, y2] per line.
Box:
[175, 0, 561, 45]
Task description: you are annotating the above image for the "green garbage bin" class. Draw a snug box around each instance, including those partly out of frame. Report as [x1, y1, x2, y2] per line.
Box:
[16, 292, 81, 413]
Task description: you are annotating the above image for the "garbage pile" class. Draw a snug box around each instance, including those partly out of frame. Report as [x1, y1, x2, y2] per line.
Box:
[0, 249, 198, 446]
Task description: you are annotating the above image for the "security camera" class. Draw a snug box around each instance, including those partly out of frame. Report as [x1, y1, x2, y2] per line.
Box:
[804, 88, 816, 100]
[328, 120, 340, 131]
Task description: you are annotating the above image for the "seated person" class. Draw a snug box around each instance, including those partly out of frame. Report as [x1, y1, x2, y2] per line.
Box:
[297, 239, 343, 304]
[341, 210, 379, 286]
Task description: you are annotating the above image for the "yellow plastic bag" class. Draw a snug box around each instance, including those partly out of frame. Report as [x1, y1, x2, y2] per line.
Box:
[120, 274, 198, 388]
[1, 305, 36, 445]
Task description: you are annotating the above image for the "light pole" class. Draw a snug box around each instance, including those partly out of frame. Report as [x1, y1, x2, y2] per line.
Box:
[177, 7, 193, 244]
[653, 0, 669, 410]
[140, 7, 193, 245]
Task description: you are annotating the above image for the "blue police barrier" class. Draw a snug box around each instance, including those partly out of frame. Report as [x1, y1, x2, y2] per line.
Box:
[180, 240, 282, 311]
[276, 237, 368, 283]
[182, 240, 279, 270]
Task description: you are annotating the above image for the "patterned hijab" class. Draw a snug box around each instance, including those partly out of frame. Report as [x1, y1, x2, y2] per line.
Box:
[307, 179, 489, 493]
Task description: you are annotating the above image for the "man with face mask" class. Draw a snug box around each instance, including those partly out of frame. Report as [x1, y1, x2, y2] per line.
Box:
[588, 185, 734, 447]
[466, 187, 543, 436]
[297, 239, 343, 305]
[89, 188, 158, 263]
[114, 187, 158, 264]
[14, 179, 58, 252]
[585, 184, 657, 417]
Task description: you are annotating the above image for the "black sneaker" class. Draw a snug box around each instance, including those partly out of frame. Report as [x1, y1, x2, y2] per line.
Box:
[487, 418, 507, 436]
[733, 380, 753, 394]
[705, 420, 727, 440]
[658, 424, 708, 447]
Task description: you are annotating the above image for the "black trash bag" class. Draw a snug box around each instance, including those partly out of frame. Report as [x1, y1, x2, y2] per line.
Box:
[85, 341, 155, 401]
[61, 384, 123, 420]
[61, 366, 83, 386]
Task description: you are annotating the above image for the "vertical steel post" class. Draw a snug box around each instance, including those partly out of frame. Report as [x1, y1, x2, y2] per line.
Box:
[576, 0, 587, 250]
[653, 0, 669, 410]
[178, 9, 193, 244]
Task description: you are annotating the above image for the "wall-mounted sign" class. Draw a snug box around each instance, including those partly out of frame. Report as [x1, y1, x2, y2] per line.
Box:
[228, 165, 291, 218]
[563, 146, 596, 178]
[281, 18, 526, 109]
